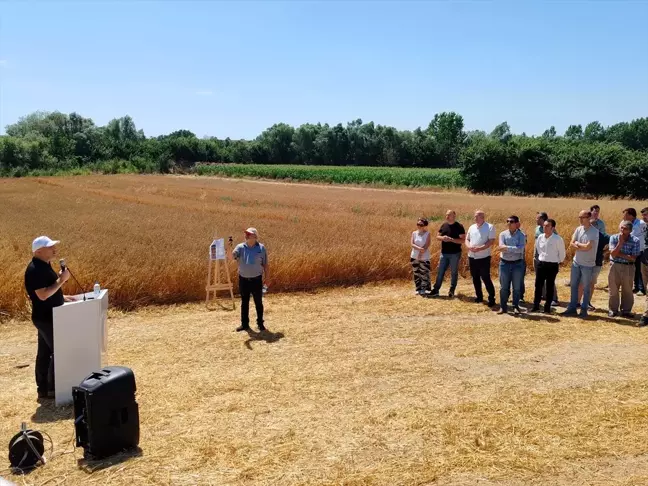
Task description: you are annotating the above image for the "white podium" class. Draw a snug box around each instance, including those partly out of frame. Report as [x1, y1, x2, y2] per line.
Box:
[52, 289, 108, 406]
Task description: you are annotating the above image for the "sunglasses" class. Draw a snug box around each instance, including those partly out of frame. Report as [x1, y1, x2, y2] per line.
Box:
[506, 220, 517, 224]
[417, 223, 425, 227]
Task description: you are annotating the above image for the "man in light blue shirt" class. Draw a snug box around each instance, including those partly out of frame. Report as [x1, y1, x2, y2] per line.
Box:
[497, 215, 526, 314]
[232, 227, 269, 332]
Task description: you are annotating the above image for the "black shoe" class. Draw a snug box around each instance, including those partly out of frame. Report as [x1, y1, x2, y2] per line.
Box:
[258, 324, 267, 332]
[544, 308, 553, 314]
[497, 308, 507, 315]
[236, 325, 250, 332]
[448, 290, 455, 298]
[429, 289, 440, 297]
[487, 299, 496, 307]
[561, 309, 578, 317]
[621, 312, 634, 319]
[531, 306, 541, 312]
[513, 306, 522, 315]
[638, 317, 648, 327]
[474, 297, 483, 304]
[37, 390, 54, 400]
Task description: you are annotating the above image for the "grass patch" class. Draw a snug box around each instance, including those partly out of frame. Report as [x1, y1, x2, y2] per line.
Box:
[193, 163, 465, 189]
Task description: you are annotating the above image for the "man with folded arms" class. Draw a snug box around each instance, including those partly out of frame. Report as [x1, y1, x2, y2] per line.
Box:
[608, 221, 641, 317]
[532, 219, 566, 313]
[497, 215, 526, 315]
[562, 210, 599, 318]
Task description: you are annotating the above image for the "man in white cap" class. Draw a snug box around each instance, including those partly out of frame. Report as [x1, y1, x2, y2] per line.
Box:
[24, 236, 74, 400]
[232, 228, 269, 332]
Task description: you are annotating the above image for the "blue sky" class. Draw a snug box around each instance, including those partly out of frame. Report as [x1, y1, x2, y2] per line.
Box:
[1, 1, 646, 139]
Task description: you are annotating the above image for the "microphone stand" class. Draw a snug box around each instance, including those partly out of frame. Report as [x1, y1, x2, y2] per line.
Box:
[66, 268, 89, 301]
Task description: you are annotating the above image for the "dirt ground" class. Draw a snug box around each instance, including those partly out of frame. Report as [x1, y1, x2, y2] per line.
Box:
[2, 274, 648, 485]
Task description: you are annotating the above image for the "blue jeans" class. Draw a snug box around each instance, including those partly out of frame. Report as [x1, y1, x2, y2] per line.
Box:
[499, 259, 525, 310]
[433, 253, 461, 292]
[567, 262, 594, 314]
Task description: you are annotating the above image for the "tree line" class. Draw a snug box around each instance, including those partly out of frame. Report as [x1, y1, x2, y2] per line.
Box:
[1, 110, 647, 198]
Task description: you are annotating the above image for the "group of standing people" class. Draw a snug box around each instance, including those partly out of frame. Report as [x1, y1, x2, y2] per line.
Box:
[410, 206, 648, 326]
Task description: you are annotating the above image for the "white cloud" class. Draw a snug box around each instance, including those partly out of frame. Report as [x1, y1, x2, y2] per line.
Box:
[195, 90, 213, 96]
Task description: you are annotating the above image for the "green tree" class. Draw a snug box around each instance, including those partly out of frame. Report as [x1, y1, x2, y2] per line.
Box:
[427, 112, 465, 167]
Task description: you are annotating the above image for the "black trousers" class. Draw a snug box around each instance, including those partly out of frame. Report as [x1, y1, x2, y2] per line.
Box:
[534, 261, 559, 311]
[635, 258, 646, 293]
[33, 320, 55, 394]
[240, 275, 264, 327]
[469, 256, 495, 301]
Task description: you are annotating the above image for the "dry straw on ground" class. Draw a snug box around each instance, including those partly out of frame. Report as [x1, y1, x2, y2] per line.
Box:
[1, 281, 648, 485]
[0, 175, 640, 315]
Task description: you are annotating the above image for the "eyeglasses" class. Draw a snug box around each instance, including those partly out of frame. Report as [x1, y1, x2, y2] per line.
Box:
[506, 220, 516, 224]
[417, 223, 424, 227]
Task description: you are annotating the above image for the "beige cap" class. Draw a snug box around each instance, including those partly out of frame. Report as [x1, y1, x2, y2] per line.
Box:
[245, 227, 258, 237]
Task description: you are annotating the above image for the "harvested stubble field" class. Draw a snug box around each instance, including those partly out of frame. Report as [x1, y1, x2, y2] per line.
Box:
[0, 174, 642, 315]
[2, 280, 648, 485]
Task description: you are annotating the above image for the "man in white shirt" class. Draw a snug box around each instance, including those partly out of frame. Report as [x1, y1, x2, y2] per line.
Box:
[623, 208, 646, 296]
[532, 219, 566, 313]
[466, 210, 497, 306]
[562, 210, 600, 318]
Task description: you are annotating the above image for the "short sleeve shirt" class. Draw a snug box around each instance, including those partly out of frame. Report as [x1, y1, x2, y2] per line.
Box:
[572, 226, 600, 267]
[233, 242, 267, 278]
[467, 222, 496, 259]
[438, 222, 465, 254]
[24, 257, 64, 323]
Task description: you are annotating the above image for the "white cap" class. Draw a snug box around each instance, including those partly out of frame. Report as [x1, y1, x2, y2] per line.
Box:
[32, 236, 60, 252]
[245, 227, 258, 237]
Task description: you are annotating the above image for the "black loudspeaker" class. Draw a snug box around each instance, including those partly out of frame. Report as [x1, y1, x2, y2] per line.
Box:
[72, 366, 140, 459]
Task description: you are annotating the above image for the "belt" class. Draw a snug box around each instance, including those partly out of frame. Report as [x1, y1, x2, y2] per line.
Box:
[611, 260, 634, 265]
[501, 259, 523, 263]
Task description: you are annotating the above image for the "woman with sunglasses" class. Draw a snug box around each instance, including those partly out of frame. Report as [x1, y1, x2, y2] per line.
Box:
[410, 218, 431, 295]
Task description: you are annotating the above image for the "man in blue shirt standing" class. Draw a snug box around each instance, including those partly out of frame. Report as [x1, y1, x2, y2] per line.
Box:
[608, 221, 641, 317]
[232, 228, 269, 332]
[497, 215, 526, 315]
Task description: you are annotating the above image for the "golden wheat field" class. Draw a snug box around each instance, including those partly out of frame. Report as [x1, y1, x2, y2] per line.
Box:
[0, 174, 642, 316]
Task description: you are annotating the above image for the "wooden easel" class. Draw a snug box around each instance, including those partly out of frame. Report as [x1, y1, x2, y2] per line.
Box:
[206, 232, 235, 310]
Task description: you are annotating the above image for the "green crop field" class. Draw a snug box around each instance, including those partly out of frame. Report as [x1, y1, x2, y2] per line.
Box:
[194, 163, 466, 189]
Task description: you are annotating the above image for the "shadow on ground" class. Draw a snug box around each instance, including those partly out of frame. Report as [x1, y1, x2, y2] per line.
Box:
[244, 329, 285, 350]
[77, 447, 143, 474]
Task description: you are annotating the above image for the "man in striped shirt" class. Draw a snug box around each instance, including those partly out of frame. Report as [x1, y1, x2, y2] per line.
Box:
[608, 221, 641, 317]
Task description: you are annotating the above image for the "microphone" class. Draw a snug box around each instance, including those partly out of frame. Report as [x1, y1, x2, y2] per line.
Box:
[59, 258, 89, 301]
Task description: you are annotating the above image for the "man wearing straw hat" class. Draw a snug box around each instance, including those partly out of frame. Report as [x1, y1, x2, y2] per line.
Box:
[232, 228, 269, 332]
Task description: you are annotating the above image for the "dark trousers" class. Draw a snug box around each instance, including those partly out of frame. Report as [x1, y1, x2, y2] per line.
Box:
[534, 261, 559, 311]
[635, 258, 646, 293]
[33, 320, 55, 394]
[240, 275, 264, 327]
[469, 256, 495, 302]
